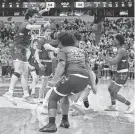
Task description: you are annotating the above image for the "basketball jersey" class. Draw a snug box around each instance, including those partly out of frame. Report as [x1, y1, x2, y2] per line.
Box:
[60, 46, 89, 77]
[39, 47, 50, 60]
[14, 20, 31, 49]
[28, 48, 38, 66]
[117, 48, 128, 71]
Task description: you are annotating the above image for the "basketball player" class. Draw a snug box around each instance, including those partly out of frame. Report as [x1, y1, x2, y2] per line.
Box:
[100, 34, 133, 114]
[33, 37, 56, 102]
[3, 9, 50, 105]
[71, 31, 97, 114]
[28, 39, 43, 98]
[39, 32, 94, 132]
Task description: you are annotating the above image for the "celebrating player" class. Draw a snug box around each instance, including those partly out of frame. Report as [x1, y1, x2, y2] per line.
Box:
[3, 9, 50, 105]
[100, 34, 133, 114]
[39, 32, 95, 132]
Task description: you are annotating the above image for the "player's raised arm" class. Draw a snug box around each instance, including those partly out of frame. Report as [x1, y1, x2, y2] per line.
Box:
[39, 8, 50, 15]
[100, 49, 123, 65]
[26, 24, 41, 30]
[25, 8, 50, 30]
[43, 43, 59, 54]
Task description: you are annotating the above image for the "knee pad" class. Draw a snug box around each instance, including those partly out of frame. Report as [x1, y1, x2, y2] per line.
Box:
[13, 72, 20, 79]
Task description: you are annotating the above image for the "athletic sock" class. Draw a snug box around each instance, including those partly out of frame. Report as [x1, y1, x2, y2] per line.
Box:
[62, 115, 68, 121]
[49, 117, 55, 124]
[8, 89, 13, 95]
[111, 101, 116, 105]
[125, 100, 131, 106]
[83, 100, 89, 108]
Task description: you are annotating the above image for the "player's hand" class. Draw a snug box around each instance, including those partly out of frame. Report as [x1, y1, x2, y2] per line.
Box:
[44, 43, 52, 50]
[39, 63, 44, 70]
[29, 65, 35, 70]
[47, 80, 56, 87]
[91, 85, 97, 94]
[54, 48, 60, 54]
[44, 7, 50, 12]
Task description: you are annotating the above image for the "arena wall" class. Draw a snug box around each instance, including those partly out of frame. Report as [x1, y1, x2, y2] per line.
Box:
[0, 16, 94, 22]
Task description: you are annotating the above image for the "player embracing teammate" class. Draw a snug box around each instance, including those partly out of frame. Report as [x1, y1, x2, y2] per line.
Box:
[3, 8, 50, 105]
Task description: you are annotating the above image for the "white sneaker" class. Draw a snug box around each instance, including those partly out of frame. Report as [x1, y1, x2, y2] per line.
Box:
[3, 92, 17, 106]
[71, 101, 85, 115]
[37, 105, 48, 115]
[105, 105, 118, 111]
[125, 105, 134, 114]
[22, 96, 36, 104]
[71, 110, 79, 116]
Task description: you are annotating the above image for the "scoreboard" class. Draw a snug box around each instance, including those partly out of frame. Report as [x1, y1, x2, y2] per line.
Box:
[1, 2, 22, 8]
[0, 1, 133, 9]
[75, 2, 133, 8]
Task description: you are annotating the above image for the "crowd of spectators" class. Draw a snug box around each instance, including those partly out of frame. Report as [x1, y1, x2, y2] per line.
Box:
[0, 21, 18, 41]
[0, 20, 16, 77]
[90, 18, 134, 80]
[0, 17, 134, 80]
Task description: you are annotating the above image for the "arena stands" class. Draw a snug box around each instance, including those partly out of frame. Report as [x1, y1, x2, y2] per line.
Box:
[0, 17, 134, 80]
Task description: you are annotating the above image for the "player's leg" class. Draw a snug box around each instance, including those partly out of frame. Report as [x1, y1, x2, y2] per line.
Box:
[39, 75, 89, 132]
[39, 88, 63, 133]
[30, 70, 39, 97]
[105, 81, 118, 111]
[60, 75, 89, 128]
[60, 96, 70, 128]
[39, 76, 48, 100]
[72, 71, 97, 113]
[3, 60, 22, 105]
[21, 62, 35, 104]
[39, 62, 52, 101]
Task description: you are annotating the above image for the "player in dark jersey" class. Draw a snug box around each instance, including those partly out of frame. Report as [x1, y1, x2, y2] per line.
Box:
[39, 32, 94, 132]
[3, 9, 50, 105]
[28, 39, 41, 98]
[33, 37, 56, 102]
[100, 34, 133, 114]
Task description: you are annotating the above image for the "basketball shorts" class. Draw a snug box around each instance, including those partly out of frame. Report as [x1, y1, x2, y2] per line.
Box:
[39, 61, 52, 76]
[54, 74, 89, 97]
[11, 46, 27, 62]
[29, 63, 40, 75]
[112, 72, 128, 86]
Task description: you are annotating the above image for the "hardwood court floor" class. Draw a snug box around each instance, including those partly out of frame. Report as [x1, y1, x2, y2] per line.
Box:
[0, 79, 134, 134]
